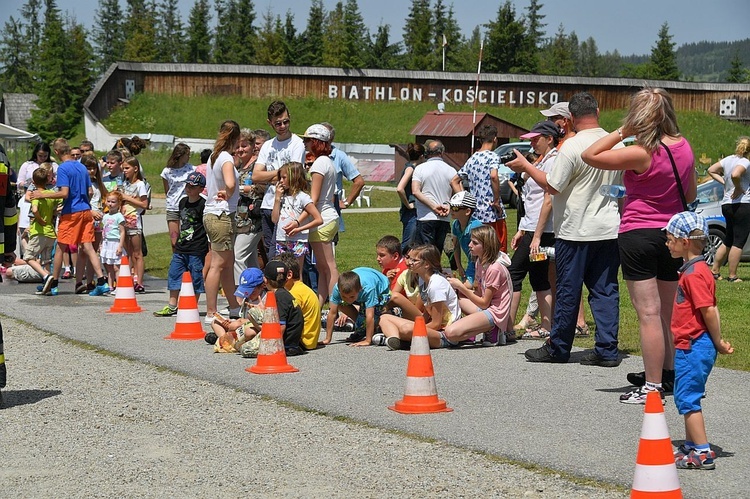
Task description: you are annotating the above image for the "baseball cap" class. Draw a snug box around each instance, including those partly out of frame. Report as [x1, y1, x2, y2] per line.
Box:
[301, 124, 331, 142]
[186, 171, 206, 187]
[664, 211, 708, 239]
[539, 102, 571, 119]
[235, 267, 264, 299]
[263, 260, 289, 282]
[449, 191, 477, 209]
[520, 121, 562, 140]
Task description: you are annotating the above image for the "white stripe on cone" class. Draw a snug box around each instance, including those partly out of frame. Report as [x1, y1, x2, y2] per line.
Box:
[640, 413, 671, 439]
[632, 464, 682, 491]
[114, 284, 136, 299]
[175, 308, 200, 323]
[410, 335, 430, 355]
[403, 376, 438, 396]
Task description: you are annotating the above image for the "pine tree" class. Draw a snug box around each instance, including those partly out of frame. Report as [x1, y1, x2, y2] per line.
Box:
[254, 8, 284, 65]
[156, 0, 184, 62]
[92, 0, 126, 73]
[322, 2, 345, 67]
[650, 22, 679, 80]
[578, 37, 601, 77]
[234, 0, 257, 64]
[123, 0, 159, 61]
[28, 1, 85, 141]
[484, 1, 527, 74]
[0, 17, 34, 93]
[402, 0, 433, 71]
[64, 17, 95, 112]
[434, 2, 464, 72]
[299, 0, 325, 67]
[451, 25, 480, 73]
[519, 0, 545, 74]
[213, 0, 237, 64]
[341, 0, 368, 69]
[185, 0, 212, 63]
[726, 49, 745, 83]
[367, 23, 401, 69]
[281, 11, 298, 65]
[20, 0, 45, 58]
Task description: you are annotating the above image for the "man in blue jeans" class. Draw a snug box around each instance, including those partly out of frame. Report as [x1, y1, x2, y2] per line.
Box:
[507, 92, 622, 366]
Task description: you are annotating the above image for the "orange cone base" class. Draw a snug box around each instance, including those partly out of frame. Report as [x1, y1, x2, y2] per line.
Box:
[630, 491, 683, 498]
[389, 395, 453, 414]
[107, 302, 143, 313]
[165, 324, 205, 340]
[246, 358, 299, 374]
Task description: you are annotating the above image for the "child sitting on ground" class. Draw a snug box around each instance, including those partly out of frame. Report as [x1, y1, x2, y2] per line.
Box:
[153, 172, 209, 317]
[276, 252, 322, 351]
[665, 212, 733, 470]
[375, 235, 422, 321]
[449, 192, 483, 289]
[259, 260, 305, 357]
[207, 267, 265, 353]
[323, 267, 391, 347]
[25, 168, 61, 292]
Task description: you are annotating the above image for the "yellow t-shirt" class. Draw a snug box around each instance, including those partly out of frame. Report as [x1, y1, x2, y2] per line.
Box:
[29, 191, 61, 238]
[289, 280, 321, 350]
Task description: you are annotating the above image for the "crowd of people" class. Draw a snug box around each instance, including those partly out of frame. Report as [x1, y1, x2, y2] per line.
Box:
[0, 92, 740, 470]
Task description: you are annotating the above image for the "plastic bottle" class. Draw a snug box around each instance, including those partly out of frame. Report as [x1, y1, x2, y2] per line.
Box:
[599, 184, 626, 198]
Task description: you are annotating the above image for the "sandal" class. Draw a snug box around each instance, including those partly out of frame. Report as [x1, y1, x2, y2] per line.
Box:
[575, 324, 590, 337]
[727, 276, 743, 282]
[521, 328, 550, 340]
[712, 272, 723, 281]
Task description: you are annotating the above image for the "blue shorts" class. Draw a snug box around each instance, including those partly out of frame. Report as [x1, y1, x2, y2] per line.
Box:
[167, 253, 205, 293]
[674, 332, 716, 415]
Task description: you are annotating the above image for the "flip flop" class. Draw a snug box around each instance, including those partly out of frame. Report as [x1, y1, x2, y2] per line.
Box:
[575, 325, 590, 337]
[521, 328, 550, 340]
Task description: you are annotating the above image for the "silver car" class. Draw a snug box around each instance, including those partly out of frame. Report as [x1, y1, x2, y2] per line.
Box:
[494, 141, 532, 208]
[693, 180, 750, 264]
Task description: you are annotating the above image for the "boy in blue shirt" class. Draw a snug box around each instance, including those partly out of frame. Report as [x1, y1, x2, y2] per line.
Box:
[323, 267, 391, 347]
[449, 191, 483, 288]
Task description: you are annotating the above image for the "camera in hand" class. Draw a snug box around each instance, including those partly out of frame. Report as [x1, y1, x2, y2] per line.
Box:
[499, 151, 516, 164]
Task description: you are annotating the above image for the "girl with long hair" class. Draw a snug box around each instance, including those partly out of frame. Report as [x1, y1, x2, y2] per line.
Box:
[120, 156, 149, 293]
[161, 142, 194, 250]
[203, 120, 241, 323]
[233, 129, 265, 278]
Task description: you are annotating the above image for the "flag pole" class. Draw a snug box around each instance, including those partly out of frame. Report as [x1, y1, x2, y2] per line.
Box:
[442, 34, 447, 72]
[471, 39, 485, 154]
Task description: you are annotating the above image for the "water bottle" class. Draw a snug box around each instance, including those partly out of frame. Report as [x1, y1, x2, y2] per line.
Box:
[599, 184, 626, 198]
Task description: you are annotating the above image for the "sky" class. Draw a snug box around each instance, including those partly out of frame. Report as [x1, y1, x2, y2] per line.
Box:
[2, 0, 748, 57]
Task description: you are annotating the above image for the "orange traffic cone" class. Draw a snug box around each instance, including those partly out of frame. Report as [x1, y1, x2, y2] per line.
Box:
[165, 272, 204, 340]
[246, 292, 298, 374]
[107, 256, 143, 313]
[631, 391, 682, 498]
[389, 316, 452, 414]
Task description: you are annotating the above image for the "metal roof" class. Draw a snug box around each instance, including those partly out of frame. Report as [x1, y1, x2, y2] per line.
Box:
[409, 112, 528, 138]
[1, 93, 37, 130]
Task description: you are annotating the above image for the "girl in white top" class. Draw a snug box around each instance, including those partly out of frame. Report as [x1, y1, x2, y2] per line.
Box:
[120, 156, 149, 292]
[302, 124, 340, 306]
[160, 142, 195, 249]
[203, 120, 241, 322]
[100, 191, 126, 289]
[272, 161, 323, 271]
[379, 244, 461, 349]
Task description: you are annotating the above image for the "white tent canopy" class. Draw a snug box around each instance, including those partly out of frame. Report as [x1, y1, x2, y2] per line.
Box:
[0, 122, 40, 142]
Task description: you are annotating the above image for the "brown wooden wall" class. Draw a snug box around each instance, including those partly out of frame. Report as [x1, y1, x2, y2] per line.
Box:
[86, 63, 750, 123]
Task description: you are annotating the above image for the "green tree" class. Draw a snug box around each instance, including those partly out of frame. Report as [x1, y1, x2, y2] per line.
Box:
[539, 24, 577, 75]
[156, 0, 184, 62]
[185, 0, 212, 63]
[234, 0, 257, 63]
[299, 0, 325, 66]
[519, 0, 545, 73]
[484, 1, 527, 74]
[213, 0, 240, 64]
[434, 1, 464, 71]
[726, 50, 746, 83]
[650, 22, 679, 80]
[92, 0, 126, 73]
[599, 49, 623, 77]
[402, 0, 433, 71]
[451, 25, 481, 73]
[281, 10, 299, 65]
[28, 1, 90, 141]
[341, 0, 368, 68]
[0, 17, 34, 93]
[578, 36, 601, 76]
[367, 23, 401, 69]
[254, 8, 284, 65]
[322, 2, 345, 67]
[123, 0, 159, 61]
[20, 0, 44, 58]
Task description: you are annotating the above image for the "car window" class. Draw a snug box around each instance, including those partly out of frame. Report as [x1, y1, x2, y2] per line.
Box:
[696, 181, 723, 204]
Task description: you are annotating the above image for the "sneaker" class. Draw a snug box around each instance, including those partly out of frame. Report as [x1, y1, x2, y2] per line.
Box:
[524, 342, 566, 363]
[204, 332, 218, 345]
[89, 284, 111, 296]
[45, 287, 59, 296]
[676, 449, 716, 470]
[626, 369, 675, 392]
[153, 305, 178, 317]
[335, 319, 356, 332]
[75, 282, 88, 294]
[580, 350, 621, 367]
[371, 333, 387, 346]
[61, 269, 72, 279]
[218, 306, 231, 316]
[504, 331, 518, 344]
[41, 274, 54, 295]
[619, 385, 665, 405]
[483, 327, 499, 346]
[134, 283, 146, 294]
[344, 331, 366, 342]
[204, 314, 216, 324]
[385, 336, 401, 351]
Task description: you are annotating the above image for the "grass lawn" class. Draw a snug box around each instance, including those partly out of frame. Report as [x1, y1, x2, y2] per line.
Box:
[145, 204, 750, 372]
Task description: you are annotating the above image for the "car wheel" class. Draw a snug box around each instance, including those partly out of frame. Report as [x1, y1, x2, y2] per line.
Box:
[703, 227, 725, 266]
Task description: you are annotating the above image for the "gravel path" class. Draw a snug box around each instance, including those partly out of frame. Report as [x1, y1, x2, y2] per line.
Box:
[0, 317, 626, 498]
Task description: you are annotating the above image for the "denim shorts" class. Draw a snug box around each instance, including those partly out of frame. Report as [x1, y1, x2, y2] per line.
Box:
[167, 253, 206, 293]
[674, 332, 716, 415]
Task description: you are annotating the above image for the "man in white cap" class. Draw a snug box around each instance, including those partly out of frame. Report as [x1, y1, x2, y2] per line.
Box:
[252, 100, 305, 259]
[540, 102, 574, 146]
